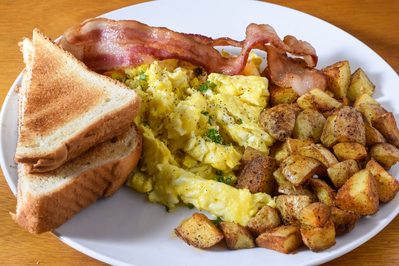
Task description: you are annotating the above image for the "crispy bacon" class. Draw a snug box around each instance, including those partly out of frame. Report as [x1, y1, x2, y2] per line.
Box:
[61, 18, 326, 95]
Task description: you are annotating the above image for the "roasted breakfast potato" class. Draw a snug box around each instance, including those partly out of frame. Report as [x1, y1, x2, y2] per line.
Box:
[332, 106, 366, 146]
[280, 155, 321, 187]
[336, 169, 379, 215]
[297, 88, 342, 113]
[246, 205, 281, 237]
[286, 138, 314, 153]
[372, 112, 399, 147]
[296, 143, 338, 177]
[174, 213, 224, 248]
[236, 146, 264, 177]
[320, 114, 339, 148]
[370, 143, 399, 169]
[293, 109, 326, 143]
[300, 218, 336, 252]
[329, 206, 361, 235]
[321, 60, 351, 99]
[269, 141, 290, 165]
[218, 222, 255, 250]
[236, 155, 277, 194]
[308, 178, 337, 207]
[259, 104, 296, 142]
[278, 181, 317, 202]
[327, 159, 360, 189]
[365, 158, 399, 202]
[256, 225, 303, 254]
[275, 195, 312, 225]
[332, 142, 368, 161]
[347, 68, 376, 101]
[298, 202, 331, 227]
[273, 168, 289, 186]
[268, 83, 298, 106]
[364, 123, 386, 146]
[358, 103, 387, 125]
[353, 92, 380, 111]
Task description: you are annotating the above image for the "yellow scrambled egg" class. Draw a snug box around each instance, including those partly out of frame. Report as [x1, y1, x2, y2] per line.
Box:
[116, 53, 275, 225]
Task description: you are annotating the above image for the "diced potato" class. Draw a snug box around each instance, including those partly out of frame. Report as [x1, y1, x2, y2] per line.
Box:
[321, 60, 351, 99]
[300, 219, 336, 252]
[339, 97, 351, 106]
[275, 195, 312, 225]
[372, 112, 399, 147]
[332, 142, 367, 161]
[286, 138, 314, 154]
[280, 155, 320, 187]
[333, 106, 366, 146]
[370, 143, 399, 169]
[246, 205, 281, 237]
[365, 158, 399, 202]
[320, 114, 339, 148]
[297, 88, 342, 113]
[358, 103, 387, 125]
[273, 168, 288, 186]
[259, 104, 296, 142]
[236, 155, 277, 194]
[336, 169, 379, 215]
[236, 146, 264, 177]
[329, 206, 361, 235]
[364, 123, 386, 146]
[218, 222, 255, 250]
[269, 84, 298, 106]
[290, 103, 303, 116]
[347, 68, 376, 101]
[293, 109, 326, 143]
[174, 213, 224, 248]
[298, 202, 331, 227]
[353, 93, 380, 111]
[327, 159, 360, 189]
[256, 226, 303, 254]
[308, 178, 337, 206]
[325, 90, 335, 98]
[296, 143, 338, 170]
[278, 181, 317, 202]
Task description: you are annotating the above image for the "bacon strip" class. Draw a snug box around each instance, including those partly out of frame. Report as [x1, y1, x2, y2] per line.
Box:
[61, 18, 325, 95]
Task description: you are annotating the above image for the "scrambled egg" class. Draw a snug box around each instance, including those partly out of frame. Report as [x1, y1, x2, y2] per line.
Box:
[117, 53, 275, 225]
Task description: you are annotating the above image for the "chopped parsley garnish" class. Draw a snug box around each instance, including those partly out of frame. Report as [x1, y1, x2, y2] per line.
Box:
[139, 70, 147, 81]
[140, 85, 145, 91]
[215, 170, 223, 176]
[238, 119, 243, 124]
[188, 204, 194, 209]
[215, 177, 224, 183]
[200, 110, 209, 116]
[199, 81, 216, 92]
[226, 178, 232, 185]
[211, 217, 223, 225]
[165, 205, 170, 213]
[204, 128, 223, 144]
[207, 115, 213, 126]
[143, 121, 150, 127]
[194, 67, 203, 76]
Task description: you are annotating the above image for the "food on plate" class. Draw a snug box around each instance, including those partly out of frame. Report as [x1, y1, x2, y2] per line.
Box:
[300, 218, 336, 252]
[246, 205, 281, 237]
[218, 221, 256, 250]
[347, 68, 376, 101]
[321, 60, 351, 99]
[14, 29, 140, 173]
[12, 29, 142, 234]
[12, 123, 142, 234]
[255, 225, 303, 254]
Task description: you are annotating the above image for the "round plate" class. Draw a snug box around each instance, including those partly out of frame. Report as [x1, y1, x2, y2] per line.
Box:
[1, 0, 399, 265]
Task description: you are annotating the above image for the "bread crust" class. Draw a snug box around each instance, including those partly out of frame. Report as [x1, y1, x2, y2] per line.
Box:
[12, 123, 142, 234]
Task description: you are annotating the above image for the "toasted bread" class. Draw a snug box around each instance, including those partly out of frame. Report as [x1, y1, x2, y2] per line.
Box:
[15, 29, 140, 172]
[12, 123, 142, 234]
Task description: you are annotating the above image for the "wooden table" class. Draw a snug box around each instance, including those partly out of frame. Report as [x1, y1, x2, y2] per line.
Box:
[1, 0, 398, 265]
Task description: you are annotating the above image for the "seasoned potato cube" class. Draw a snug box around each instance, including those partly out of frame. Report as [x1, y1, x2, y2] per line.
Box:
[372, 112, 399, 147]
[353, 92, 380, 111]
[236, 146, 264, 177]
[336, 169, 379, 215]
[296, 143, 338, 171]
[269, 84, 298, 106]
[246, 205, 281, 237]
[365, 123, 386, 146]
[329, 206, 361, 235]
[297, 88, 342, 113]
[308, 178, 337, 206]
[365, 158, 399, 202]
[325, 90, 335, 98]
[273, 168, 288, 186]
[333, 106, 366, 146]
[327, 159, 360, 189]
[332, 142, 368, 161]
[280, 155, 320, 187]
[236, 155, 277, 194]
[300, 218, 336, 252]
[256, 226, 303, 254]
[269, 141, 290, 165]
[293, 109, 326, 143]
[174, 213, 224, 248]
[370, 143, 399, 169]
[275, 195, 312, 225]
[339, 97, 351, 106]
[358, 103, 387, 125]
[347, 68, 376, 101]
[278, 181, 317, 202]
[320, 114, 339, 148]
[298, 202, 331, 227]
[259, 104, 296, 142]
[286, 138, 314, 153]
[218, 222, 255, 250]
[321, 60, 351, 99]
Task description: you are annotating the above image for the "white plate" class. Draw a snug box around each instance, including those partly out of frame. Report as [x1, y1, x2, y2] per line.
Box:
[2, 0, 399, 265]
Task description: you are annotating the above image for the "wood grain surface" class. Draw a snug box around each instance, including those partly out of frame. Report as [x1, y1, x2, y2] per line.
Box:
[1, 0, 398, 265]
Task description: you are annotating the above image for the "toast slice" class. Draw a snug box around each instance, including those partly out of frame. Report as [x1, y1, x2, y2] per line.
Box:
[12, 123, 142, 234]
[15, 29, 140, 172]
